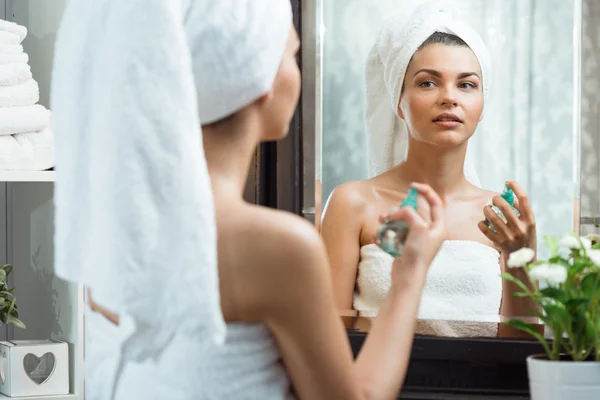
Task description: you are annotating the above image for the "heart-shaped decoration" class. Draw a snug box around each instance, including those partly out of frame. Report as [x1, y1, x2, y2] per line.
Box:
[22, 352, 56, 385]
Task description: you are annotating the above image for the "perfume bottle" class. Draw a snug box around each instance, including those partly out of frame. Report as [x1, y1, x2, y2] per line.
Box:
[484, 184, 521, 232]
[376, 187, 419, 258]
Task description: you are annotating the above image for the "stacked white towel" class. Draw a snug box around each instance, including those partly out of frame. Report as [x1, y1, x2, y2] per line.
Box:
[0, 19, 54, 170]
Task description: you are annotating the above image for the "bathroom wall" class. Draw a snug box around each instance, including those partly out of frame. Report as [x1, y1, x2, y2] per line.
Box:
[580, 0, 600, 235]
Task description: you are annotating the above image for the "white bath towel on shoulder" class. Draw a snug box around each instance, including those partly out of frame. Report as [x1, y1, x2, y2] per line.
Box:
[0, 52, 28, 65]
[0, 20, 27, 42]
[0, 78, 39, 107]
[0, 63, 32, 86]
[0, 127, 54, 170]
[0, 104, 50, 135]
[0, 31, 20, 45]
[0, 44, 23, 55]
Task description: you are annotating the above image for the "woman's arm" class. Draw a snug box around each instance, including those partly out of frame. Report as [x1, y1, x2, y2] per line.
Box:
[477, 181, 543, 335]
[88, 289, 120, 325]
[262, 183, 446, 400]
[320, 183, 365, 315]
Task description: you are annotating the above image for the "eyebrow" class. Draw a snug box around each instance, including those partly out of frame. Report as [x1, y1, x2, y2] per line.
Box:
[414, 69, 481, 80]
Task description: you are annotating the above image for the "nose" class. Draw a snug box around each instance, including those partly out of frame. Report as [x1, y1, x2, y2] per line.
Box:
[439, 85, 458, 107]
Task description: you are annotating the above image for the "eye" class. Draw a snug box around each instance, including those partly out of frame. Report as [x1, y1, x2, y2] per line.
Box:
[459, 81, 477, 89]
[419, 80, 435, 88]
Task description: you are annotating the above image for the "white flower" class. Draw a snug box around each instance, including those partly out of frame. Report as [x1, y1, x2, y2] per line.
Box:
[581, 237, 593, 250]
[559, 235, 592, 250]
[586, 233, 600, 246]
[507, 248, 535, 268]
[529, 263, 568, 285]
[589, 249, 600, 266]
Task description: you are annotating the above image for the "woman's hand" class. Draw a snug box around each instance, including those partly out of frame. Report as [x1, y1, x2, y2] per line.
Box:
[478, 181, 537, 260]
[380, 183, 447, 279]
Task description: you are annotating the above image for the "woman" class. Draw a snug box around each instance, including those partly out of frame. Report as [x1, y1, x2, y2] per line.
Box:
[52, 0, 448, 399]
[321, 2, 538, 337]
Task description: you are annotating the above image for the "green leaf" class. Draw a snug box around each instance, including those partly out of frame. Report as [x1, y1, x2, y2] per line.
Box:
[7, 298, 16, 316]
[513, 292, 531, 298]
[500, 273, 531, 293]
[504, 319, 553, 358]
[540, 287, 568, 303]
[543, 303, 573, 334]
[545, 235, 561, 257]
[1, 264, 13, 276]
[582, 274, 600, 298]
[6, 315, 25, 329]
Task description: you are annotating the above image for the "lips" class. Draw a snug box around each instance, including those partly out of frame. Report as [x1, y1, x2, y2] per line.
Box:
[433, 112, 462, 128]
[433, 112, 462, 123]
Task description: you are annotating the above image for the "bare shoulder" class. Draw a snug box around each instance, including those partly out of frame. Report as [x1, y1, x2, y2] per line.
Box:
[231, 205, 329, 318]
[323, 180, 372, 218]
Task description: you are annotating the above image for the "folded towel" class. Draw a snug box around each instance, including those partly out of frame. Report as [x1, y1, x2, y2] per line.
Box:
[365, 0, 490, 187]
[0, 105, 50, 135]
[0, 20, 27, 43]
[0, 44, 23, 55]
[0, 127, 54, 171]
[0, 63, 32, 86]
[0, 79, 39, 107]
[0, 53, 28, 65]
[0, 31, 20, 45]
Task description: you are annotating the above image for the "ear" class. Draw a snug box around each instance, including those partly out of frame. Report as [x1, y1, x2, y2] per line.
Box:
[398, 104, 404, 120]
[397, 102, 405, 120]
[479, 112, 484, 122]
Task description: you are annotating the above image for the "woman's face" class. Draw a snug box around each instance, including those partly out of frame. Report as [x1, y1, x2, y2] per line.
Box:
[260, 25, 302, 141]
[398, 43, 484, 148]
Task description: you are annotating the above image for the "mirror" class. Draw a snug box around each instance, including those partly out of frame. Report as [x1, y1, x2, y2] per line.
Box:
[303, 0, 583, 337]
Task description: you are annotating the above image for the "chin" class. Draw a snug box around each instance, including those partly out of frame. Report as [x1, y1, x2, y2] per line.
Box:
[427, 130, 472, 148]
[262, 125, 291, 142]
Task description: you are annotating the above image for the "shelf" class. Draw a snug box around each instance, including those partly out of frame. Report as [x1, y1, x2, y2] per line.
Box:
[0, 171, 55, 182]
[0, 393, 78, 400]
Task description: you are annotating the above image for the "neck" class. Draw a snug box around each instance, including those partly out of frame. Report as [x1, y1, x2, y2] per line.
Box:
[396, 137, 471, 197]
[202, 114, 261, 200]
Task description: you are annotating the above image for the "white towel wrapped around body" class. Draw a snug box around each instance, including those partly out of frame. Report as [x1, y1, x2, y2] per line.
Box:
[0, 105, 51, 135]
[0, 53, 28, 65]
[365, 0, 491, 186]
[0, 63, 32, 86]
[0, 31, 20, 45]
[0, 44, 23, 55]
[0, 20, 27, 42]
[0, 79, 39, 107]
[0, 127, 54, 171]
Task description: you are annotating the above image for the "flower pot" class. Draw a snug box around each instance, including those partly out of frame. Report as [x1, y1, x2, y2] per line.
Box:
[527, 354, 600, 400]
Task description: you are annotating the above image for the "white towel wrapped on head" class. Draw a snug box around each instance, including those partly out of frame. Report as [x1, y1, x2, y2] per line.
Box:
[365, 0, 491, 186]
[0, 127, 54, 171]
[0, 31, 20, 45]
[0, 53, 28, 65]
[0, 79, 39, 107]
[0, 105, 50, 135]
[0, 44, 23, 55]
[0, 20, 27, 42]
[0, 63, 32, 86]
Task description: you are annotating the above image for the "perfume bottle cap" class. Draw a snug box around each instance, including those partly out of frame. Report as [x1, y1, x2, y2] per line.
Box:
[400, 187, 419, 210]
[501, 184, 515, 206]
